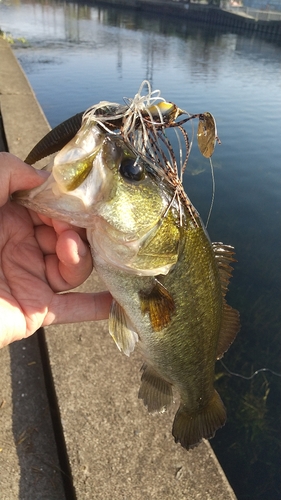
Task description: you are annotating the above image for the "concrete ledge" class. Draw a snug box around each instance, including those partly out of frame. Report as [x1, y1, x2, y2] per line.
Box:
[0, 39, 50, 162]
[0, 38, 237, 499]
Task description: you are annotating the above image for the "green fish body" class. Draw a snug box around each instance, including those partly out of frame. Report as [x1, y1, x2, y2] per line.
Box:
[15, 94, 239, 450]
[89, 191, 239, 450]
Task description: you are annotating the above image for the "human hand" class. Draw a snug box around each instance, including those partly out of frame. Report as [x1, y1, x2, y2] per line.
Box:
[0, 152, 112, 348]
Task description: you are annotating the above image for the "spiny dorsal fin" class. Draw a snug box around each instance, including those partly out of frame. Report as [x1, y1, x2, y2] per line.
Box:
[212, 242, 236, 297]
[138, 364, 173, 413]
[139, 279, 175, 332]
[109, 300, 138, 356]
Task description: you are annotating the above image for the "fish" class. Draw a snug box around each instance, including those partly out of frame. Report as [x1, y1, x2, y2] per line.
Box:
[15, 81, 240, 450]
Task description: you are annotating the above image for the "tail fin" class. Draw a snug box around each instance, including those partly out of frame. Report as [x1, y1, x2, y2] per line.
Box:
[172, 390, 226, 450]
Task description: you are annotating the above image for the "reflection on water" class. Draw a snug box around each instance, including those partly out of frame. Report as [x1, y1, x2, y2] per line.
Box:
[1, 1, 280, 498]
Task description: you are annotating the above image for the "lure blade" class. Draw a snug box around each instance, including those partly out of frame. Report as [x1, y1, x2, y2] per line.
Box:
[197, 112, 219, 158]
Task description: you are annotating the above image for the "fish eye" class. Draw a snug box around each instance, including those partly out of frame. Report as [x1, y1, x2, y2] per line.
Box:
[119, 158, 145, 182]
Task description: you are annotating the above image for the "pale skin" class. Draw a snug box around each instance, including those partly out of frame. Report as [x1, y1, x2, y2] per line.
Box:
[0, 152, 112, 349]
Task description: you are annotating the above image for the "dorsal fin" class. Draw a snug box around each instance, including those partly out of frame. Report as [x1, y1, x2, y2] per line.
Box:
[212, 242, 240, 358]
[212, 242, 236, 297]
[217, 301, 240, 359]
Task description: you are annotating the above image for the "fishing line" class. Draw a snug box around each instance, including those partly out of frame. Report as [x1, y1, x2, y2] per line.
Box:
[205, 156, 215, 228]
[219, 360, 281, 380]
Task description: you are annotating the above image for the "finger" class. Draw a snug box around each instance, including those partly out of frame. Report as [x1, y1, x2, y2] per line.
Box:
[31, 212, 88, 241]
[52, 219, 87, 240]
[0, 152, 49, 207]
[43, 291, 112, 325]
[35, 225, 57, 254]
[56, 230, 93, 287]
[0, 296, 27, 348]
[44, 230, 93, 291]
[29, 210, 53, 226]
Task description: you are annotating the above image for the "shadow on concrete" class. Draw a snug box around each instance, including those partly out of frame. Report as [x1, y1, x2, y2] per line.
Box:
[9, 332, 66, 499]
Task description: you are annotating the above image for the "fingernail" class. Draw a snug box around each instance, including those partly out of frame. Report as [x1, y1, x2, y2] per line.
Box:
[36, 168, 50, 178]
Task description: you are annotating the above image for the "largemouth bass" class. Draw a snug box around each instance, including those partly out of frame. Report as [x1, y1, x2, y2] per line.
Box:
[15, 82, 240, 450]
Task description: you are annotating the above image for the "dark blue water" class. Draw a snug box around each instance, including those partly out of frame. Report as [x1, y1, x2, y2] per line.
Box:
[1, 1, 280, 498]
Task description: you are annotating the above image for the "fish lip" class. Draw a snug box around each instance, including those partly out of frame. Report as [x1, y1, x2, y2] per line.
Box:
[14, 172, 54, 201]
[14, 138, 112, 220]
[13, 169, 101, 225]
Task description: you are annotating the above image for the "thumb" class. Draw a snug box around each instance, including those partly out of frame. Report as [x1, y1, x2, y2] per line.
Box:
[0, 152, 48, 207]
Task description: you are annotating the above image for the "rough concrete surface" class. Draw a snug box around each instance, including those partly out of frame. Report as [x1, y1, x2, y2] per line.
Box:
[0, 337, 66, 500]
[0, 38, 237, 499]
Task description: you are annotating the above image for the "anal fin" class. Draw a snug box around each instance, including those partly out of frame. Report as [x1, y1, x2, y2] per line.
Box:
[172, 390, 226, 451]
[109, 300, 138, 356]
[138, 364, 173, 413]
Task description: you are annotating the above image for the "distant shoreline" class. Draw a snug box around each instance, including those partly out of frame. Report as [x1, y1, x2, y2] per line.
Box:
[91, 0, 281, 37]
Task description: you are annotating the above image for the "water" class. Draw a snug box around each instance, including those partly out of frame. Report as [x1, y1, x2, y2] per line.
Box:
[1, 2, 281, 498]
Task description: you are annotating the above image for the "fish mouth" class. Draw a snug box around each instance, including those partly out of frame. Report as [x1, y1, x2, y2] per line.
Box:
[14, 173, 95, 226]
[14, 140, 112, 227]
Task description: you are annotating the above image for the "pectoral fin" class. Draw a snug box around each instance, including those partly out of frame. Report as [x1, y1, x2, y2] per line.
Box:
[139, 279, 175, 332]
[109, 300, 138, 356]
[138, 364, 173, 413]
